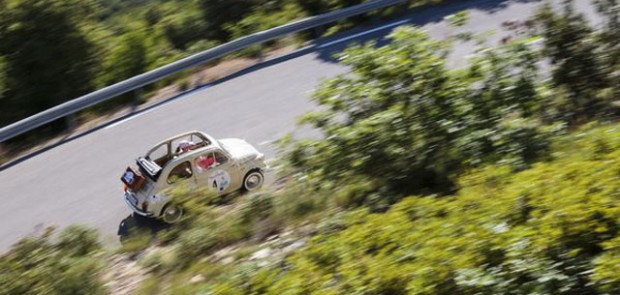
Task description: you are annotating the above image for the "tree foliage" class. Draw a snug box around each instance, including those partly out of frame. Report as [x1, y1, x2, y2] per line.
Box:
[103, 31, 149, 86]
[159, 6, 207, 50]
[0, 0, 451, 130]
[285, 27, 551, 198]
[0, 0, 100, 127]
[593, 0, 620, 102]
[207, 124, 620, 295]
[0, 56, 6, 104]
[197, 0, 260, 41]
[3, 1, 620, 293]
[0, 226, 105, 295]
[296, 0, 365, 15]
[535, 0, 620, 123]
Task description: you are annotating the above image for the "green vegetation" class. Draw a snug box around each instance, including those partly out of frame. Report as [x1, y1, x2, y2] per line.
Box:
[0, 226, 105, 295]
[0, 0, 100, 128]
[205, 125, 620, 294]
[5, 125, 620, 294]
[287, 27, 551, 203]
[0, 56, 6, 102]
[0, 0, 435, 134]
[536, 0, 618, 124]
[3, 0, 620, 294]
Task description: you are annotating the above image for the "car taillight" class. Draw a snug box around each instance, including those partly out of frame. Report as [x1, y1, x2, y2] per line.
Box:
[123, 184, 128, 193]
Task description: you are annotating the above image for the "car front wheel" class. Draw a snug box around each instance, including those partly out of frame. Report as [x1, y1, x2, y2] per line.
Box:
[243, 170, 264, 191]
[161, 204, 183, 224]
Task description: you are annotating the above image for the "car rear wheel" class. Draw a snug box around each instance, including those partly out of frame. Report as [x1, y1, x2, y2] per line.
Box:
[243, 170, 264, 191]
[161, 204, 183, 224]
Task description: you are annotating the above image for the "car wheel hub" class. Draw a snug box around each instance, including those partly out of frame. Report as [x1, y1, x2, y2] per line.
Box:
[245, 174, 262, 190]
[163, 206, 182, 223]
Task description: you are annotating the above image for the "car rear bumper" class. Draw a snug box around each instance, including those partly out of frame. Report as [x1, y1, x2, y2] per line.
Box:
[124, 191, 154, 217]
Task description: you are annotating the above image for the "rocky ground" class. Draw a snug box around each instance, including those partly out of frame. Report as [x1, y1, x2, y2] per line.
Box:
[102, 226, 313, 294]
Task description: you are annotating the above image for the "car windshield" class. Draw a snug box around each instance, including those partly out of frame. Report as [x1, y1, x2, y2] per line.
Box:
[218, 140, 231, 153]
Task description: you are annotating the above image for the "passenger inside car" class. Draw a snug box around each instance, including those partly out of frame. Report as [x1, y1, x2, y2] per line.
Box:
[176, 140, 195, 154]
[196, 154, 216, 171]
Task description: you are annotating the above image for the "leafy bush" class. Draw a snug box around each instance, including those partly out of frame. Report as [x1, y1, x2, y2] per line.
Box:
[0, 0, 99, 128]
[160, 8, 207, 51]
[175, 226, 219, 268]
[0, 226, 105, 295]
[207, 124, 620, 294]
[286, 27, 551, 199]
[134, 276, 162, 295]
[119, 228, 152, 254]
[240, 193, 275, 224]
[228, 2, 305, 40]
[56, 225, 101, 257]
[535, 0, 620, 124]
[166, 189, 278, 268]
[0, 56, 5, 102]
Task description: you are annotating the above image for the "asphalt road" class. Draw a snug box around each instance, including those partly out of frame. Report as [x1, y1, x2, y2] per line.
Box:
[0, 0, 594, 250]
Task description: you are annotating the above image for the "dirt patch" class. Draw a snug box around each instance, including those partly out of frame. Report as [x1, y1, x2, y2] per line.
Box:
[101, 255, 148, 295]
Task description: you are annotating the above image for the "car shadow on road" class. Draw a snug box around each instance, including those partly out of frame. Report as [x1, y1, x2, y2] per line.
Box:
[116, 192, 242, 243]
[117, 213, 171, 243]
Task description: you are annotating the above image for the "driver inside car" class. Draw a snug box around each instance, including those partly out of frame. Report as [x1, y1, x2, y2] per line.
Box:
[176, 140, 195, 154]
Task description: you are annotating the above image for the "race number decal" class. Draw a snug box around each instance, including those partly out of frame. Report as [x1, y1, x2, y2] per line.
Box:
[208, 170, 231, 192]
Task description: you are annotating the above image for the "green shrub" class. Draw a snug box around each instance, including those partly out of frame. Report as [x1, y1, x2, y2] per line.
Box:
[139, 247, 179, 273]
[0, 227, 105, 295]
[134, 276, 162, 295]
[240, 193, 275, 224]
[119, 228, 152, 254]
[175, 227, 218, 268]
[57, 225, 101, 257]
[214, 213, 253, 245]
[207, 124, 620, 294]
[535, 1, 616, 123]
[592, 237, 620, 293]
[286, 27, 551, 200]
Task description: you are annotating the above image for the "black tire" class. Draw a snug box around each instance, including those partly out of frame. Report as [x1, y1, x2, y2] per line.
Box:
[243, 170, 264, 191]
[161, 204, 184, 224]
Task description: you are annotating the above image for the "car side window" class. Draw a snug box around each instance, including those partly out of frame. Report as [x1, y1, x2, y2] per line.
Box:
[172, 134, 210, 155]
[213, 151, 229, 165]
[195, 150, 228, 173]
[167, 161, 193, 184]
[148, 143, 170, 167]
[195, 152, 216, 172]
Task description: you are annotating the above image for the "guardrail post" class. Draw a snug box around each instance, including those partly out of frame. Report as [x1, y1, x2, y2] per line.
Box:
[312, 25, 326, 39]
[134, 88, 144, 106]
[193, 70, 205, 89]
[258, 43, 266, 62]
[66, 114, 77, 131]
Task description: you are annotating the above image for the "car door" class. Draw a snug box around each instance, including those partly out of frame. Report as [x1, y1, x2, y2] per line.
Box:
[193, 149, 242, 194]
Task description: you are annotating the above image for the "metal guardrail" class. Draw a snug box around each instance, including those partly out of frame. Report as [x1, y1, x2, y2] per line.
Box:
[0, 0, 408, 142]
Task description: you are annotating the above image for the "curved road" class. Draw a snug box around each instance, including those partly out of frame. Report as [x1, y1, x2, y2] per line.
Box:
[0, 0, 593, 250]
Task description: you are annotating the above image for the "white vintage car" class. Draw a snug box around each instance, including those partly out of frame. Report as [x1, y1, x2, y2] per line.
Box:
[121, 131, 267, 223]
